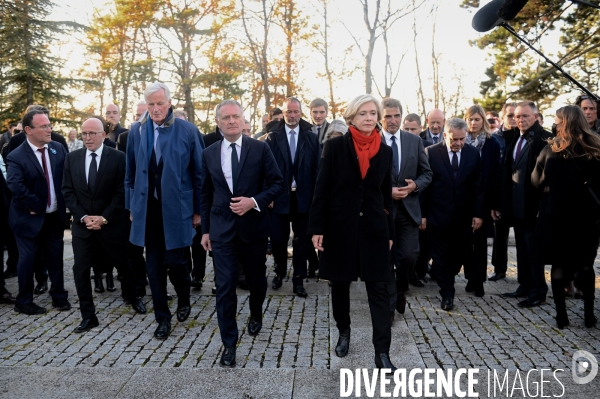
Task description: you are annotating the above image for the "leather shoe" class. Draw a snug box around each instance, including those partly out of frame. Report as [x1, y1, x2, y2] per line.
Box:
[247, 316, 262, 336]
[34, 282, 48, 295]
[0, 292, 16, 304]
[465, 281, 475, 293]
[106, 274, 116, 292]
[501, 290, 528, 298]
[556, 310, 569, 329]
[390, 311, 395, 325]
[166, 293, 174, 301]
[94, 276, 104, 293]
[335, 328, 350, 357]
[272, 275, 283, 290]
[154, 320, 171, 339]
[176, 305, 191, 322]
[190, 278, 203, 289]
[374, 353, 397, 372]
[220, 347, 236, 367]
[52, 298, 72, 311]
[441, 297, 454, 311]
[517, 298, 546, 308]
[211, 286, 217, 295]
[14, 303, 46, 315]
[488, 272, 506, 281]
[396, 293, 407, 314]
[474, 286, 485, 297]
[409, 276, 425, 287]
[130, 298, 147, 314]
[74, 317, 99, 333]
[293, 284, 308, 297]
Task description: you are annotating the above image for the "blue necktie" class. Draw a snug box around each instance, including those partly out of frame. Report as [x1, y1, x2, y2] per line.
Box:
[391, 135, 399, 176]
[433, 135, 439, 144]
[231, 143, 239, 193]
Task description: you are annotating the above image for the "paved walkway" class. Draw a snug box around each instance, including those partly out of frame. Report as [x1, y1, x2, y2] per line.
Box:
[1, 232, 600, 398]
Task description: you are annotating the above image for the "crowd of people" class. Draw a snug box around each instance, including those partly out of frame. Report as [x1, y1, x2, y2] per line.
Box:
[0, 82, 599, 371]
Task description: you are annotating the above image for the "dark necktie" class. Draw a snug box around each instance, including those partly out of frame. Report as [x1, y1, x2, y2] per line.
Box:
[37, 148, 51, 207]
[391, 135, 399, 176]
[231, 143, 239, 193]
[515, 135, 526, 160]
[88, 152, 97, 191]
[452, 151, 459, 178]
[316, 126, 321, 139]
[289, 130, 296, 163]
[433, 135, 439, 144]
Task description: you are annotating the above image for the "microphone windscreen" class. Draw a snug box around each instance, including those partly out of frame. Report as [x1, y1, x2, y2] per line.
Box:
[498, 0, 530, 21]
[472, 0, 505, 33]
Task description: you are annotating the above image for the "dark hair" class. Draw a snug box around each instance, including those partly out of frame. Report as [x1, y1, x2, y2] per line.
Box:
[549, 105, 600, 160]
[25, 105, 50, 115]
[9, 122, 17, 129]
[22, 110, 48, 129]
[575, 94, 600, 119]
[404, 113, 422, 125]
[269, 107, 283, 118]
[486, 111, 499, 118]
[92, 115, 111, 134]
[382, 98, 403, 115]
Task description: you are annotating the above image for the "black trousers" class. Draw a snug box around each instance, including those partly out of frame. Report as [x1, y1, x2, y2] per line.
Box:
[388, 206, 419, 311]
[72, 232, 136, 319]
[331, 280, 391, 355]
[272, 192, 309, 285]
[491, 217, 510, 274]
[144, 196, 191, 322]
[512, 218, 548, 299]
[429, 223, 472, 299]
[415, 229, 430, 280]
[551, 262, 595, 311]
[212, 236, 268, 348]
[463, 217, 490, 285]
[0, 211, 6, 295]
[124, 215, 146, 297]
[15, 212, 67, 307]
[190, 225, 207, 281]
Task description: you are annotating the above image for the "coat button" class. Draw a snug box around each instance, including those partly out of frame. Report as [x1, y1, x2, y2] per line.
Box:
[360, 212, 363, 216]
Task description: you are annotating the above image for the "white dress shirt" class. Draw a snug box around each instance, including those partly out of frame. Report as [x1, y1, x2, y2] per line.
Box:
[27, 138, 57, 213]
[85, 144, 104, 183]
[220, 135, 260, 211]
[447, 147, 461, 166]
[383, 130, 401, 174]
[285, 124, 298, 189]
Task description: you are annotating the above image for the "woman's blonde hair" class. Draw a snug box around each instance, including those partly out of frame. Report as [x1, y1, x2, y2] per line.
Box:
[464, 104, 491, 139]
[343, 95, 383, 126]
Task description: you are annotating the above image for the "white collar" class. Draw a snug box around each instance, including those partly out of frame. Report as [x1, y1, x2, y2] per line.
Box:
[86, 144, 105, 157]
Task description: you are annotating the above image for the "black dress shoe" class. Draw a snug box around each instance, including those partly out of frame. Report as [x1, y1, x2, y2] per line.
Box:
[34, 282, 48, 295]
[374, 353, 397, 372]
[556, 310, 569, 329]
[94, 276, 104, 293]
[106, 274, 116, 292]
[501, 290, 528, 298]
[3, 270, 17, 279]
[130, 298, 147, 314]
[220, 347, 236, 367]
[0, 292, 16, 304]
[154, 320, 171, 339]
[247, 316, 262, 336]
[237, 280, 249, 290]
[190, 278, 203, 289]
[272, 275, 283, 290]
[585, 309, 597, 328]
[211, 286, 217, 295]
[409, 276, 425, 287]
[488, 272, 506, 281]
[474, 286, 485, 298]
[176, 305, 191, 322]
[52, 298, 72, 311]
[166, 293, 174, 301]
[14, 303, 46, 315]
[293, 284, 308, 297]
[517, 298, 546, 308]
[441, 297, 454, 311]
[390, 311, 395, 325]
[396, 293, 407, 314]
[74, 317, 99, 333]
[465, 281, 475, 293]
[335, 328, 350, 358]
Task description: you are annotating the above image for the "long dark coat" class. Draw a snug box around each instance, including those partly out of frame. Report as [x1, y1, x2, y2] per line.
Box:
[307, 132, 394, 282]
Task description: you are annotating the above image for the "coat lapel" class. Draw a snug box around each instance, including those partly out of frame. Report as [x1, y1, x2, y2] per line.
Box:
[276, 130, 291, 166]
[77, 150, 91, 194]
[346, 133, 361, 178]
[94, 146, 110, 194]
[24, 142, 44, 177]
[238, 135, 250, 174]
[440, 144, 456, 181]
[398, 132, 409, 179]
[214, 141, 232, 194]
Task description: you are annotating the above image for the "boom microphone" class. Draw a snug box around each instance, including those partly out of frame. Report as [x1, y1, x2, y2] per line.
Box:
[471, 0, 504, 33]
[498, 0, 530, 21]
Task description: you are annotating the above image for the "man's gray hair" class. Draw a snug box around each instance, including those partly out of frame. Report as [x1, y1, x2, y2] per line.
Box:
[283, 97, 303, 113]
[382, 98, 403, 115]
[144, 82, 171, 101]
[445, 118, 468, 133]
[324, 119, 348, 141]
[137, 100, 147, 106]
[215, 99, 243, 119]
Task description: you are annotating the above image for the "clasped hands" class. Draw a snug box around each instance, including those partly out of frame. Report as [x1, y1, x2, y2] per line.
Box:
[392, 179, 416, 200]
[83, 215, 104, 230]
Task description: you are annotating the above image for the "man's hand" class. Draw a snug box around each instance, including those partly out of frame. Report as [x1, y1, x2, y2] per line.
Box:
[130, 212, 133, 222]
[29, 210, 37, 215]
[491, 210, 501, 221]
[230, 197, 256, 216]
[389, 240, 393, 250]
[391, 187, 403, 201]
[192, 213, 201, 228]
[396, 179, 417, 199]
[419, 218, 427, 231]
[268, 201, 274, 209]
[312, 235, 324, 251]
[201, 233, 212, 251]
[472, 217, 483, 231]
[85, 216, 102, 230]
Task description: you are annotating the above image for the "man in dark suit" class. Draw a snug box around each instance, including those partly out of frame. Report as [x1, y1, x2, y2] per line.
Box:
[422, 118, 484, 311]
[265, 97, 320, 296]
[7, 109, 71, 315]
[62, 118, 146, 332]
[420, 109, 445, 144]
[494, 101, 552, 307]
[200, 99, 283, 367]
[105, 104, 128, 143]
[309, 98, 330, 145]
[381, 99, 432, 320]
[7, 106, 68, 158]
[203, 125, 224, 148]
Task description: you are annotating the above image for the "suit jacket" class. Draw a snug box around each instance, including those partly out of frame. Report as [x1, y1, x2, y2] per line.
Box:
[422, 142, 484, 228]
[307, 133, 394, 282]
[311, 121, 329, 144]
[264, 119, 320, 214]
[7, 131, 68, 161]
[117, 131, 129, 153]
[7, 140, 67, 237]
[125, 110, 204, 250]
[62, 145, 126, 240]
[203, 127, 223, 148]
[475, 135, 502, 213]
[420, 128, 443, 144]
[111, 124, 128, 143]
[381, 130, 432, 224]
[200, 135, 284, 243]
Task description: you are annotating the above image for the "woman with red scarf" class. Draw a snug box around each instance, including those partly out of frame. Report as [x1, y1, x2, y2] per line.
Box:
[308, 95, 395, 371]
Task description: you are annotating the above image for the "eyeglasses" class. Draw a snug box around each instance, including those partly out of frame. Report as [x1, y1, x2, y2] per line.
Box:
[487, 118, 497, 124]
[81, 131, 103, 137]
[32, 124, 52, 131]
[505, 114, 515, 118]
[13, 129, 21, 134]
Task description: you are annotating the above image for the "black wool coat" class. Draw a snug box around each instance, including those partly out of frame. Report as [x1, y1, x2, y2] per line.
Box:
[307, 132, 394, 282]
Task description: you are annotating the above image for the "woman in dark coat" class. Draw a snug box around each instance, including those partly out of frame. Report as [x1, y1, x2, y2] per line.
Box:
[463, 105, 501, 296]
[532, 105, 600, 329]
[308, 95, 395, 370]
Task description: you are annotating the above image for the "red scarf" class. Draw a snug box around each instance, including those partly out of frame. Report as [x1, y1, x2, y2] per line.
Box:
[349, 126, 381, 179]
